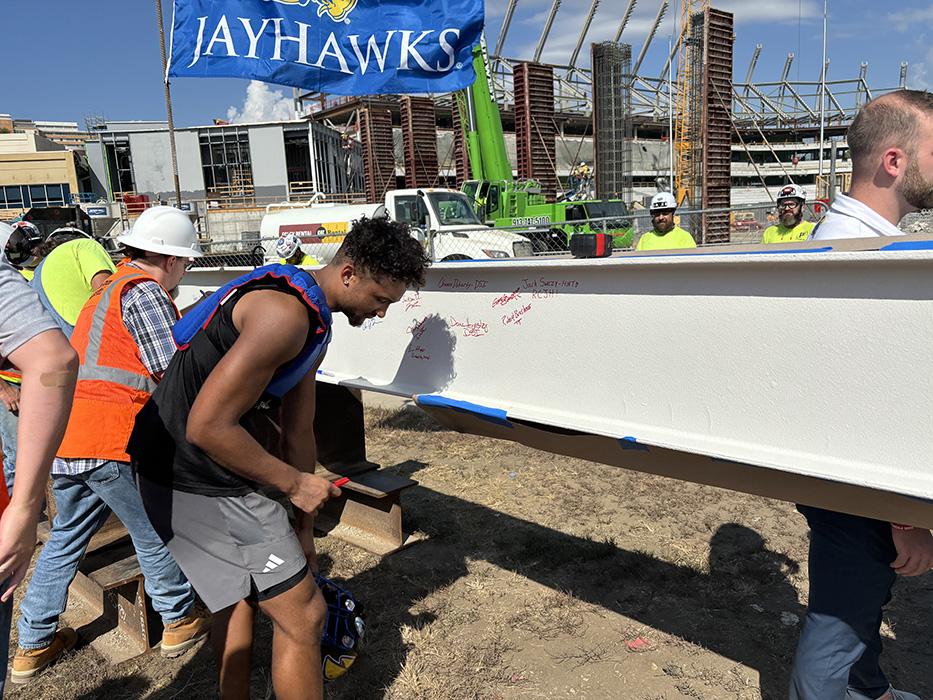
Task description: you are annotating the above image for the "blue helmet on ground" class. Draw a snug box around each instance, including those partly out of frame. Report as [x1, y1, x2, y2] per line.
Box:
[315, 573, 365, 681]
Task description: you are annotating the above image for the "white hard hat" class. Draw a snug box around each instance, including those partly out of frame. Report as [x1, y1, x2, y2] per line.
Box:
[46, 226, 92, 243]
[117, 206, 203, 257]
[776, 183, 805, 202]
[275, 233, 301, 259]
[650, 192, 678, 211]
[0, 222, 13, 258]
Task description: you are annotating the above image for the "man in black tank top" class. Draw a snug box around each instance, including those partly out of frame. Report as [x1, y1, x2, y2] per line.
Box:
[130, 218, 429, 700]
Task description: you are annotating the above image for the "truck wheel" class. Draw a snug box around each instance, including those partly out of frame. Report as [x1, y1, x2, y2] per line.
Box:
[441, 254, 472, 261]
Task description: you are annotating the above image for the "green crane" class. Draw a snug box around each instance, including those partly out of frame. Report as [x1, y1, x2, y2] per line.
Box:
[456, 41, 634, 251]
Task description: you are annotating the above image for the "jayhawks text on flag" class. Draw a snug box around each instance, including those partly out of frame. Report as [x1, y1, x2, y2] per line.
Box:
[168, 0, 484, 94]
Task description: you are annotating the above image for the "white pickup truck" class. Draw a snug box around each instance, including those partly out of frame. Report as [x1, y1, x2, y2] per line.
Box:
[259, 188, 534, 263]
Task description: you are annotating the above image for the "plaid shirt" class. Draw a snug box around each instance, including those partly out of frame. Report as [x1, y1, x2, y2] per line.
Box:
[54, 267, 178, 477]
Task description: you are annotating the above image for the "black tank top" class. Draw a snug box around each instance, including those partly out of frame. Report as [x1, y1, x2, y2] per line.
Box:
[129, 282, 320, 496]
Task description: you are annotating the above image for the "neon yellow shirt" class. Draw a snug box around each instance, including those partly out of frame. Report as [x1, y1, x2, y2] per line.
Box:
[635, 226, 696, 251]
[761, 220, 815, 244]
[37, 239, 116, 325]
[280, 254, 320, 266]
[20, 268, 34, 281]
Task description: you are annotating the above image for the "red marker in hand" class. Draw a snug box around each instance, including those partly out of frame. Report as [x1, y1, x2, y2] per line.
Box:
[333, 477, 350, 488]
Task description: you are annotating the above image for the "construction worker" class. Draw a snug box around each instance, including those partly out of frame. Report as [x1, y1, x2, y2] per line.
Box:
[790, 90, 933, 700]
[28, 228, 116, 334]
[569, 161, 592, 198]
[11, 206, 211, 684]
[635, 192, 697, 251]
[0, 227, 115, 498]
[276, 233, 320, 266]
[130, 216, 431, 700]
[4, 222, 43, 280]
[0, 222, 45, 494]
[0, 222, 78, 697]
[760, 184, 815, 244]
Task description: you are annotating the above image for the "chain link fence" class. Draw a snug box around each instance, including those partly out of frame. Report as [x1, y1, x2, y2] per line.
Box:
[188, 201, 834, 269]
[623, 200, 826, 247]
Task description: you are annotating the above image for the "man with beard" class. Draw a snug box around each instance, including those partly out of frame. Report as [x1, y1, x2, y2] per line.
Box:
[790, 89, 933, 700]
[812, 89, 933, 241]
[130, 216, 429, 700]
[635, 192, 697, 251]
[760, 184, 814, 244]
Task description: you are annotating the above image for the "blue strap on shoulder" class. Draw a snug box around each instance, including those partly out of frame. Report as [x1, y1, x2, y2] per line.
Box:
[173, 264, 332, 397]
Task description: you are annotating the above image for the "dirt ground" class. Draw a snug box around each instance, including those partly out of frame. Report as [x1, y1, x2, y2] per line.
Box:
[6, 402, 932, 700]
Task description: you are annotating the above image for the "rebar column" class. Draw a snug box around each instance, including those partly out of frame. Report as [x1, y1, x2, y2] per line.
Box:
[591, 42, 633, 201]
[700, 8, 734, 243]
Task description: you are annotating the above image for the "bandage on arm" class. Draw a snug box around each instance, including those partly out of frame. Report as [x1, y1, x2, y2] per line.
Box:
[6, 329, 77, 513]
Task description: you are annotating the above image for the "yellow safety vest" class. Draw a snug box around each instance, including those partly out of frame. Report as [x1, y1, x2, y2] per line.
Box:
[761, 220, 815, 244]
[635, 226, 697, 251]
[280, 254, 320, 266]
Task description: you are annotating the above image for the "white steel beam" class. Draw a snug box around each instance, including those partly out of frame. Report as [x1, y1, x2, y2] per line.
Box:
[180, 237, 933, 527]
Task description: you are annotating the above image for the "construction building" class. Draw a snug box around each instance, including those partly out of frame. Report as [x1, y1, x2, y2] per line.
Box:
[0, 130, 87, 217]
[0, 115, 93, 151]
[79, 118, 360, 204]
[294, 1, 905, 223]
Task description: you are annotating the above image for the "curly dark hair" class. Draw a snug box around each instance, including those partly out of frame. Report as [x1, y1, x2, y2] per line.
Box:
[333, 216, 430, 287]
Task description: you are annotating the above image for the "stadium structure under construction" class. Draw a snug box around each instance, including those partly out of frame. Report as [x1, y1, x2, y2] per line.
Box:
[294, 0, 910, 221]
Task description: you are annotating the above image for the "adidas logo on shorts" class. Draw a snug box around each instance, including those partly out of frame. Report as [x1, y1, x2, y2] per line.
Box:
[262, 554, 285, 573]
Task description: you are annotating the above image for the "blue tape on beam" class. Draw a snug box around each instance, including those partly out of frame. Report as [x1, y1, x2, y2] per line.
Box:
[619, 436, 650, 452]
[416, 395, 512, 427]
[879, 240, 933, 251]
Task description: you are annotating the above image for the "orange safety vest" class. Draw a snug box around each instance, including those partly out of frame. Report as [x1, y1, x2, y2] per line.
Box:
[57, 265, 179, 462]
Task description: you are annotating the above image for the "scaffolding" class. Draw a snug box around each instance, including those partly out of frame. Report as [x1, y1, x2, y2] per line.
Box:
[449, 101, 471, 187]
[400, 96, 439, 188]
[591, 42, 633, 201]
[513, 61, 558, 201]
[359, 103, 395, 202]
[674, 2, 707, 208]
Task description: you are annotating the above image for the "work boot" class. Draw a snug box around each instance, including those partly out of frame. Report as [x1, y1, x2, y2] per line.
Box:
[160, 607, 211, 658]
[11, 627, 79, 684]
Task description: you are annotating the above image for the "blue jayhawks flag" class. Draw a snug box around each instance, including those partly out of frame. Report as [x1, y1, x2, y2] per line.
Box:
[168, 0, 483, 94]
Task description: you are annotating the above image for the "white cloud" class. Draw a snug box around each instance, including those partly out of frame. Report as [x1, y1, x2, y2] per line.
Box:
[909, 45, 933, 89]
[715, 0, 821, 23]
[226, 80, 295, 123]
[887, 7, 933, 32]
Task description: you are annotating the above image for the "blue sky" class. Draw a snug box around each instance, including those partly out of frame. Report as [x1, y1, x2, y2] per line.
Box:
[1, 0, 930, 128]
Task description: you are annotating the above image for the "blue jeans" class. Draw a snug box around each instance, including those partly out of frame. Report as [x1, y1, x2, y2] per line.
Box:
[0, 397, 17, 496]
[17, 461, 195, 649]
[0, 586, 12, 696]
[789, 505, 897, 700]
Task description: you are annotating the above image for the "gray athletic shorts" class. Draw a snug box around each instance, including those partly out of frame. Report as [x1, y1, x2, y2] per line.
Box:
[138, 477, 308, 613]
